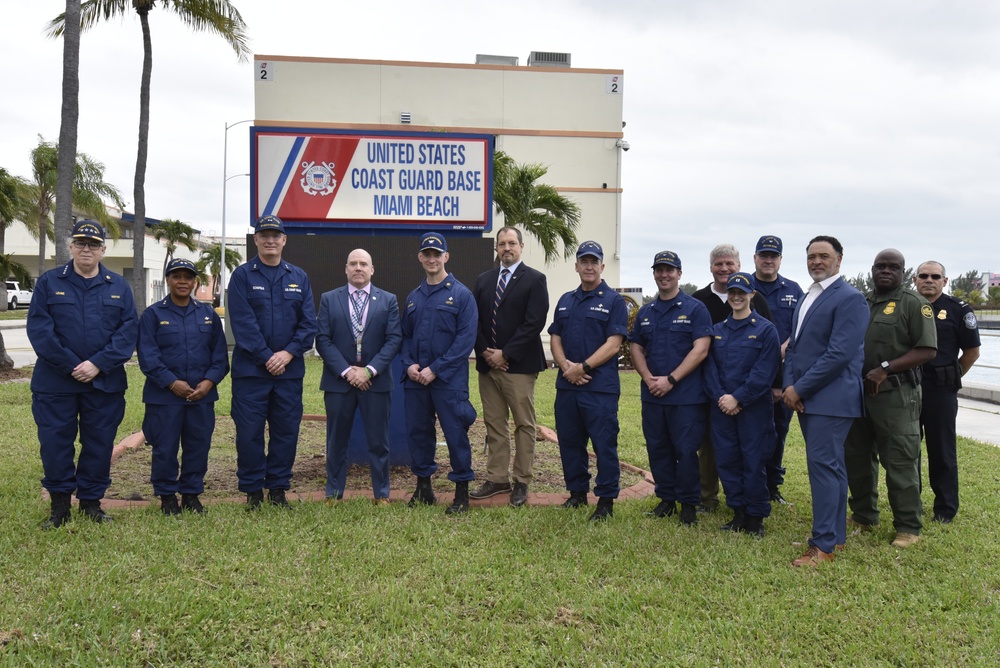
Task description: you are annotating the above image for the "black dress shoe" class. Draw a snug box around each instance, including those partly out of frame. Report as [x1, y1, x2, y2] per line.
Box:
[680, 503, 698, 526]
[79, 499, 112, 523]
[696, 503, 717, 514]
[509, 482, 529, 508]
[268, 489, 292, 508]
[445, 481, 470, 515]
[646, 500, 676, 518]
[246, 490, 264, 511]
[588, 498, 613, 522]
[469, 480, 512, 499]
[561, 492, 588, 509]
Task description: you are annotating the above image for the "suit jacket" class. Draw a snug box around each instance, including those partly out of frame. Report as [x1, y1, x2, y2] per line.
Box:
[316, 284, 402, 393]
[472, 263, 549, 375]
[782, 276, 868, 418]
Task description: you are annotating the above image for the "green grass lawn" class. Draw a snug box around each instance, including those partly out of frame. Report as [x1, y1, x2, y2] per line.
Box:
[0, 308, 28, 321]
[1, 359, 998, 666]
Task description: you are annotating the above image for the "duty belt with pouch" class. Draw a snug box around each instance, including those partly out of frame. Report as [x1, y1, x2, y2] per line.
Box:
[885, 367, 921, 389]
[925, 361, 961, 390]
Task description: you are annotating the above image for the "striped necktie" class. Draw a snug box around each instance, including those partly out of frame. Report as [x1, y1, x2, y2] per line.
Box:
[491, 268, 510, 347]
[351, 289, 368, 340]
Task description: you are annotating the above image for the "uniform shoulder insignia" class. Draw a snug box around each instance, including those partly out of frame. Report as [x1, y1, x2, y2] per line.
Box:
[964, 312, 978, 329]
[920, 304, 933, 319]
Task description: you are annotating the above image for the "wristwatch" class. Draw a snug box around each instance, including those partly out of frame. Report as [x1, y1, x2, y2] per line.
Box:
[582, 362, 592, 374]
[667, 374, 678, 385]
[880, 361, 891, 372]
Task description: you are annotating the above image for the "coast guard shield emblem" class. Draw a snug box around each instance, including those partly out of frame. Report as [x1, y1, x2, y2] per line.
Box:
[300, 160, 337, 196]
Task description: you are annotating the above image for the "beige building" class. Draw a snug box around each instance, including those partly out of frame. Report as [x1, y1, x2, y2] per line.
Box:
[252, 53, 626, 314]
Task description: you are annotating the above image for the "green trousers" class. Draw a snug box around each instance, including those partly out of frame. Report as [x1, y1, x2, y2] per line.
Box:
[845, 384, 923, 534]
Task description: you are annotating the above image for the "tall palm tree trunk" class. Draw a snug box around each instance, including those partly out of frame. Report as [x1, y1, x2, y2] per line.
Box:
[132, 7, 152, 313]
[55, 0, 81, 267]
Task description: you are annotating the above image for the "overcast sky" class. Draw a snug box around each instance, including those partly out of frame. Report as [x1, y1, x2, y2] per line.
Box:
[2, 0, 998, 294]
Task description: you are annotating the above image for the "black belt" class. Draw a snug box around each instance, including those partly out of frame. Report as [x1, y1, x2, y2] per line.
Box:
[885, 367, 920, 388]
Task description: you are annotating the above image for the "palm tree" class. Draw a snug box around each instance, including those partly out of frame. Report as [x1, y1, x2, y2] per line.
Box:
[26, 137, 125, 278]
[54, 0, 82, 266]
[151, 218, 197, 274]
[492, 150, 581, 264]
[49, 1, 251, 313]
[0, 167, 29, 256]
[199, 243, 242, 306]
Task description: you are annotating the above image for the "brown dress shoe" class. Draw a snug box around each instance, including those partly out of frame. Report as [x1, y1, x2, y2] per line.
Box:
[373, 498, 391, 507]
[791, 545, 835, 568]
[469, 480, 512, 499]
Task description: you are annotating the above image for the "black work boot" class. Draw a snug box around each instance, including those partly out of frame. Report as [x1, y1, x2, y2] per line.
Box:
[646, 499, 676, 518]
[588, 497, 614, 522]
[561, 492, 588, 509]
[41, 492, 72, 529]
[446, 481, 470, 515]
[679, 503, 698, 526]
[181, 494, 206, 514]
[160, 494, 181, 516]
[408, 477, 436, 507]
[268, 489, 292, 509]
[79, 499, 112, 523]
[246, 490, 264, 511]
[743, 515, 766, 538]
[720, 508, 746, 532]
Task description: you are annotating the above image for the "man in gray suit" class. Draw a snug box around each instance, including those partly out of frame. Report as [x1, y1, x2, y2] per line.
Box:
[316, 249, 402, 503]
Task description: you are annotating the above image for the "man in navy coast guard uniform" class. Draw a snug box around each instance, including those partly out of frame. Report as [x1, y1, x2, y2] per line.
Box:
[137, 258, 229, 515]
[401, 232, 478, 515]
[629, 250, 712, 527]
[751, 235, 804, 505]
[227, 215, 317, 510]
[28, 220, 138, 528]
[549, 241, 629, 522]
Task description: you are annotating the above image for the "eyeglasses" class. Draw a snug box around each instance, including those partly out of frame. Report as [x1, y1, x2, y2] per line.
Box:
[917, 273, 943, 280]
[72, 240, 103, 250]
[873, 263, 902, 272]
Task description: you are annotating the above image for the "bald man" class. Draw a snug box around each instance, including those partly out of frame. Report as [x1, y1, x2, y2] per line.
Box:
[315, 249, 402, 504]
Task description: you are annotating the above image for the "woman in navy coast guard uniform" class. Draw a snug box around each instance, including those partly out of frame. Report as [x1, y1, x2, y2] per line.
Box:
[27, 221, 138, 528]
[704, 272, 780, 537]
[137, 258, 229, 515]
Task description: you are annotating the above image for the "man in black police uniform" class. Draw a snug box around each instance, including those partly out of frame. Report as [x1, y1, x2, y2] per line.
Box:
[913, 260, 981, 523]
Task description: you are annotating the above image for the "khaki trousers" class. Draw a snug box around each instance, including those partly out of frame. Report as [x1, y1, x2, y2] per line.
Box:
[478, 369, 538, 483]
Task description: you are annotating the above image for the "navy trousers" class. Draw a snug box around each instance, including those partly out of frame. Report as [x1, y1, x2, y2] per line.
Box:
[143, 402, 216, 496]
[404, 386, 475, 482]
[642, 402, 704, 506]
[34, 390, 126, 500]
[324, 389, 392, 499]
[800, 413, 852, 553]
[232, 376, 304, 493]
[554, 390, 621, 499]
[711, 399, 773, 518]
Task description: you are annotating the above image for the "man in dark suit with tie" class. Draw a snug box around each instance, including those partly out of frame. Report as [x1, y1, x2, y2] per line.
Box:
[315, 249, 402, 504]
[782, 236, 869, 567]
[470, 227, 550, 507]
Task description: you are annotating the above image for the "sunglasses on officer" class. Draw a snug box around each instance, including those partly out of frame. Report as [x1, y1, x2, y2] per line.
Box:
[917, 273, 944, 280]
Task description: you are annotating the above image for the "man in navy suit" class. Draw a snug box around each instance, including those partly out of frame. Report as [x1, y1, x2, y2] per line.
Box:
[782, 236, 868, 567]
[316, 249, 402, 503]
[470, 227, 549, 507]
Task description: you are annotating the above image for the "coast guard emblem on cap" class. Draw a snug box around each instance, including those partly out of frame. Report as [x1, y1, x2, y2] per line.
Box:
[300, 160, 337, 196]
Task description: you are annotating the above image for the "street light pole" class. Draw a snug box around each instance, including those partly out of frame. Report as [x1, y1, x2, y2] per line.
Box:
[221, 118, 253, 312]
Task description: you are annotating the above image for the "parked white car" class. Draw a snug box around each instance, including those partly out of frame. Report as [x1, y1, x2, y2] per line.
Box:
[6, 280, 32, 310]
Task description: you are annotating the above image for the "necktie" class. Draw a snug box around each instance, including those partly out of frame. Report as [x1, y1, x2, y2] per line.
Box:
[491, 268, 510, 347]
[351, 290, 368, 342]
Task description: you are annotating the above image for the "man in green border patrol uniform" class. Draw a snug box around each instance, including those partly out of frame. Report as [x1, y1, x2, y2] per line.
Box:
[845, 248, 936, 549]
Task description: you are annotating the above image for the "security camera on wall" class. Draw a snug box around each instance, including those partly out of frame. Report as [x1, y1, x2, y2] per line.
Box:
[616, 139, 630, 152]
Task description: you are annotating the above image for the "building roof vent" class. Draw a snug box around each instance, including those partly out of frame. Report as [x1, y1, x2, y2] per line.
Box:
[527, 51, 571, 68]
[476, 54, 519, 66]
